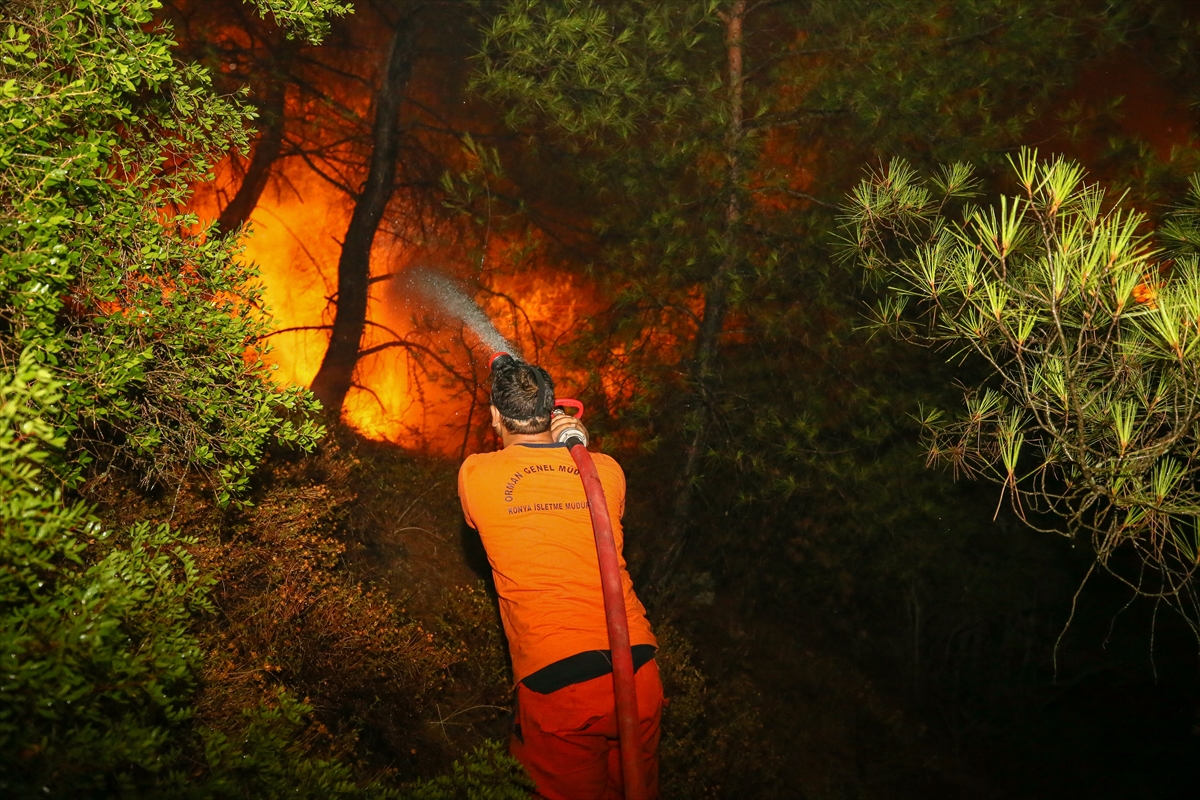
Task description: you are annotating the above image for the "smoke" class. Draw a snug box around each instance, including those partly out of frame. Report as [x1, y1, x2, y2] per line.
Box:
[399, 267, 517, 357]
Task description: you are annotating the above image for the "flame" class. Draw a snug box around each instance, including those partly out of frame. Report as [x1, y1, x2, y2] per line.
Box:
[192, 153, 622, 455]
[190, 116, 763, 458]
[174, 4, 632, 455]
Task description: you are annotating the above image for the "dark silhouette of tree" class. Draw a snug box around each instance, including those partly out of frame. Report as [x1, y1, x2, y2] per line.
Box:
[164, 1, 301, 235]
[646, 0, 747, 593]
[215, 41, 295, 235]
[310, 8, 422, 414]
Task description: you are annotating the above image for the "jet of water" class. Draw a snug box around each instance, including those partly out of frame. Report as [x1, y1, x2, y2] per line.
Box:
[400, 267, 517, 357]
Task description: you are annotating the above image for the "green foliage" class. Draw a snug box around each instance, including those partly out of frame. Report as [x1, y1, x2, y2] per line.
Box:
[841, 150, 1200, 627]
[0, 352, 81, 570]
[0, 0, 323, 500]
[0, 353, 204, 795]
[247, 0, 352, 43]
[1162, 174, 1200, 257]
[476, 0, 712, 142]
[190, 458, 453, 769]
[434, 581, 511, 709]
[477, 0, 1120, 156]
[796, 1, 1129, 163]
[402, 740, 533, 800]
[0, 359, 530, 797]
[468, 0, 1132, 486]
[169, 691, 406, 800]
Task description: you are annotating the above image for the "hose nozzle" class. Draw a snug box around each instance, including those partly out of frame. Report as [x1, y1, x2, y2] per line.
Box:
[552, 399, 587, 447]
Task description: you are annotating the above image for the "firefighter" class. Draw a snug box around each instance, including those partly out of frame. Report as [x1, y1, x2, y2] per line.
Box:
[457, 359, 662, 800]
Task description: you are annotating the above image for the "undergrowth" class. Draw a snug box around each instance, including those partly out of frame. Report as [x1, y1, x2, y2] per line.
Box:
[5, 422, 777, 797]
[24, 433, 527, 798]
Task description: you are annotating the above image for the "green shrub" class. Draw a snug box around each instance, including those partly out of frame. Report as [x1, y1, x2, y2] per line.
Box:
[0, 0, 332, 500]
[402, 740, 533, 800]
[0, 353, 204, 796]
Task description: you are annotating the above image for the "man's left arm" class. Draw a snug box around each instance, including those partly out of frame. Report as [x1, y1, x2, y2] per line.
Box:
[597, 455, 627, 520]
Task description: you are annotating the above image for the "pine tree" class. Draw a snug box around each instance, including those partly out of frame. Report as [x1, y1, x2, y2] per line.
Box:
[841, 151, 1200, 631]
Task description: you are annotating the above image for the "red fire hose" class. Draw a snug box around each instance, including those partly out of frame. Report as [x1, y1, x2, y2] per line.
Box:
[559, 403, 648, 800]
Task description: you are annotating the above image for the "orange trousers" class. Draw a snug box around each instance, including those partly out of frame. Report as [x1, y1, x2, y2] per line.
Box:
[511, 660, 664, 800]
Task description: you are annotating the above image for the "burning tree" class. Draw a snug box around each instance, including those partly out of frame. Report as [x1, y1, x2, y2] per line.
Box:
[306, 6, 421, 414]
[164, 0, 303, 237]
[178, 0, 509, 436]
[841, 151, 1200, 631]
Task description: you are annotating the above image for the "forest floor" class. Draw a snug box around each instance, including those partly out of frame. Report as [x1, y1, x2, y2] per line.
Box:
[94, 427, 1194, 797]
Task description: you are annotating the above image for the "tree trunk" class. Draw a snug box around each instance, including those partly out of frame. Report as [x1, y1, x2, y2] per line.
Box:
[215, 55, 290, 237]
[310, 12, 420, 415]
[643, 0, 745, 597]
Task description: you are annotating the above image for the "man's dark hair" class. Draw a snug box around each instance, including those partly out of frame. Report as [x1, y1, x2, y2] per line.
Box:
[492, 362, 554, 435]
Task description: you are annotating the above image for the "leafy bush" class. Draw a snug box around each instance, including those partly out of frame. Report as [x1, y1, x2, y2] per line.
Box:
[0, 353, 205, 796]
[188, 452, 452, 771]
[434, 582, 511, 711]
[0, 0, 332, 500]
[0, 355, 531, 797]
[402, 740, 533, 800]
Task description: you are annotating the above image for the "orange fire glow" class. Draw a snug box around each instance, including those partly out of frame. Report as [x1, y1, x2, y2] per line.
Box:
[182, 0, 767, 456]
[174, 0, 645, 455]
[192, 153, 614, 455]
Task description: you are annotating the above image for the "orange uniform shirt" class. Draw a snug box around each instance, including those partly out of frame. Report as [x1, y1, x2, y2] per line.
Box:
[458, 442, 656, 684]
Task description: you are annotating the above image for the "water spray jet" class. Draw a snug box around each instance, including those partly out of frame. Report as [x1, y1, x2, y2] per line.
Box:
[402, 267, 516, 357]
